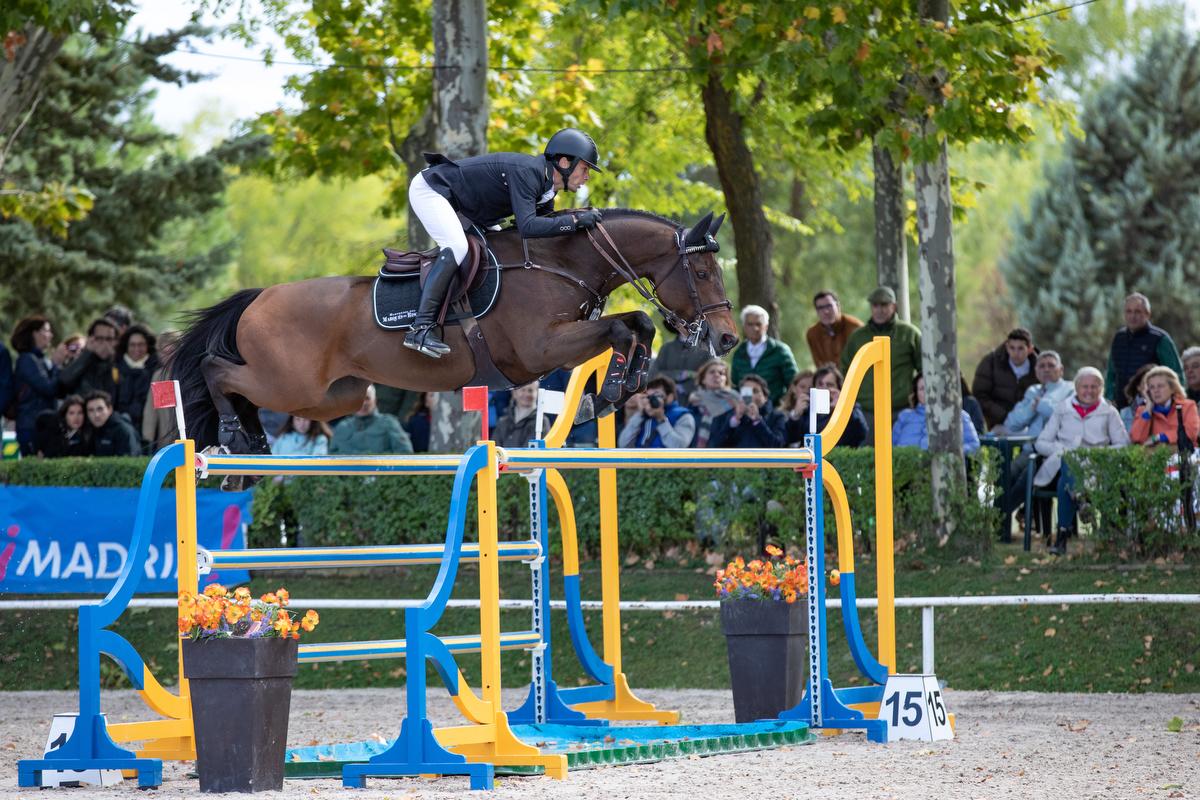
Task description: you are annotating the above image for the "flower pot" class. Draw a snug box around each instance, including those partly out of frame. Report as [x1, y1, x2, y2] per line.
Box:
[182, 637, 299, 793]
[720, 600, 807, 723]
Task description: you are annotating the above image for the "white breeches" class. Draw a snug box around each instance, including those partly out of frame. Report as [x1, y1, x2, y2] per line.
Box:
[408, 172, 469, 263]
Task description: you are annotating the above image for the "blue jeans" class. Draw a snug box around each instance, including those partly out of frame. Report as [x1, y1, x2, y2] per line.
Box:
[1056, 464, 1077, 530]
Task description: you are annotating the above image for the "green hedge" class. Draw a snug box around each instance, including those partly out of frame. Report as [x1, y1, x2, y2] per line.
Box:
[1063, 447, 1200, 558]
[0, 449, 1005, 559]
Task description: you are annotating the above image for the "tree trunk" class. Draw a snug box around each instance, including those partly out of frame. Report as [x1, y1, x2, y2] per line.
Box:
[431, 0, 487, 160]
[702, 69, 776, 335]
[873, 139, 910, 323]
[0, 26, 64, 144]
[914, 0, 965, 545]
[400, 108, 435, 250]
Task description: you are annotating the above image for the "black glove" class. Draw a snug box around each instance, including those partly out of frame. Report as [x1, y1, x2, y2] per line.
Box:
[574, 208, 603, 230]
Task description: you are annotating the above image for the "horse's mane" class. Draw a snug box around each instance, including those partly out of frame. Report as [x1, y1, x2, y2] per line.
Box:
[596, 208, 680, 228]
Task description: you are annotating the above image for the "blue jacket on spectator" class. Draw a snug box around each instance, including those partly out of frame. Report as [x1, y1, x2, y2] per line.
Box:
[708, 404, 787, 448]
[892, 404, 981, 454]
[1004, 378, 1073, 438]
[13, 348, 59, 452]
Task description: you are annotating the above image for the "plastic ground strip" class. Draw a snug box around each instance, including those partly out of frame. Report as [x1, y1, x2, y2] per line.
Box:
[284, 720, 815, 779]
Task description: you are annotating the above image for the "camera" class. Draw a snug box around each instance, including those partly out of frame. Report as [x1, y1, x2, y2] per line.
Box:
[740, 387, 754, 402]
[647, 394, 663, 409]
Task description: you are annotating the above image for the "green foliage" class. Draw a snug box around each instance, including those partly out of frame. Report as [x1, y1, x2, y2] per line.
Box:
[0, 1, 132, 37]
[1064, 446, 1200, 559]
[0, 25, 270, 331]
[1002, 31, 1200, 371]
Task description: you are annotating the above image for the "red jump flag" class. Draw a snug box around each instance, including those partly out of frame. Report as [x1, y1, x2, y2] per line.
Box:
[461, 385, 490, 442]
[150, 380, 188, 442]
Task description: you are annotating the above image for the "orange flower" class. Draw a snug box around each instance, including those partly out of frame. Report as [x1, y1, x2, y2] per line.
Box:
[203, 583, 227, 598]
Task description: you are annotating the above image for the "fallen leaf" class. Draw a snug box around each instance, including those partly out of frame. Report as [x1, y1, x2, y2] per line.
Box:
[1044, 628, 1056, 637]
[1066, 719, 1090, 732]
[1004, 555, 1017, 565]
[1043, 664, 1054, 676]
[1167, 717, 1183, 733]
[675, 593, 690, 602]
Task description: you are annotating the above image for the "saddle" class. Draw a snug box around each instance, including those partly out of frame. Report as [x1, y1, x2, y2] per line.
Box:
[381, 234, 485, 294]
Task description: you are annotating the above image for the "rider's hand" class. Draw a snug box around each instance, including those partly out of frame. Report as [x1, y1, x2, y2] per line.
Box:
[574, 209, 603, 230]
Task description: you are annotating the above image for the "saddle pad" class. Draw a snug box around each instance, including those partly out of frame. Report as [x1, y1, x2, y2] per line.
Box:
[373, 259, 501, 330]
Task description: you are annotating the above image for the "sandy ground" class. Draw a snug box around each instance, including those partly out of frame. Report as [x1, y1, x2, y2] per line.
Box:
[0, 688, 1197, 799]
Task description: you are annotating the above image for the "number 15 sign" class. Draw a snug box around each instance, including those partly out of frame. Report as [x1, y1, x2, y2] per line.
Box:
[878, 674, 954, 742]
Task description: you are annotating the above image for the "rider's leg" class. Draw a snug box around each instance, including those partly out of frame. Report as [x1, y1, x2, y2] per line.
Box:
[405, 172, 469, 358]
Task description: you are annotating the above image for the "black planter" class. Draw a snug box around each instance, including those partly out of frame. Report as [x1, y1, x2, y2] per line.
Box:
[720, 600, 808, 723]
[182, 637, 298, 793]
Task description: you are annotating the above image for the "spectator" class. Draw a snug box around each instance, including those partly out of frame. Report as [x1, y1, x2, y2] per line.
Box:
[403, 392, 436, 452]
[972, 328, 1039, 430]
[142, 331, 181, 452]
[1104, 292, 1183, 409]
[709, 374, 786, 448]
[785, 365, 869, 448]
[494, 381, 545, 448]
[330, 384, 413, 454]
[840, 287, 921, 419]
[892, 374, 981, 454]
[10, 316, 62, 455]
[428, 391, 480, 454]
[1182, 346, 1200, 404]
[1130, 366, 1200, 448]
[58, 318, 119, 398]
[114, 324, 157, 438]
[729, 305, 798, 406]
[37, 395, 89, 458]
[960, 375, 987, 435]
[649, 331, 711, 399]
[686, 359, 739, 448]
[619, 376, 696, 448]
[1035, 367, 1129, 554]
[271, 415, 332, 456]
[1003, 351, 1073, 438]
[103, 305, 133, 337]
[779, 370, 815, 419]
[58, 333, 85, 369]
[1118, 364, 1156, 433]
[84, 390, 141, 456]
[805, 290, 862, 369]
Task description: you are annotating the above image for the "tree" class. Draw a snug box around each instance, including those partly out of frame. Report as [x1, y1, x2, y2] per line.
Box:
[0, 27, 266, 329]
[1003, 31, 1200, 373]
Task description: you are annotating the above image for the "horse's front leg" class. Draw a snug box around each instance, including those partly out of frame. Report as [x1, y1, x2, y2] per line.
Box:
[531, 315, 646, 419]
[607, 311, 657, 394]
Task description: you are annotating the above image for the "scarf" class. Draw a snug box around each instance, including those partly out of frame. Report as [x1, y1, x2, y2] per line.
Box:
[1072, 400, 1100, 419]
[124, 353, 150, 370]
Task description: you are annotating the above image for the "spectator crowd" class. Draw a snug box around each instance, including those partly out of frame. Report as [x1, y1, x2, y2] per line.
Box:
[5, 289, 1193, 554]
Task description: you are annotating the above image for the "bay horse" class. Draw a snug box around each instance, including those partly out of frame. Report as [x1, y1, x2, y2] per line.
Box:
[170, 208, 739, 465]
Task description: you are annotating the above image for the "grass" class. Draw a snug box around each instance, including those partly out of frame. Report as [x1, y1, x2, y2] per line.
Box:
[1, 543, 1196, 696]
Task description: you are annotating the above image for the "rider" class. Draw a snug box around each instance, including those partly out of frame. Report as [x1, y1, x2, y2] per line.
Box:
[404, 128, 604, 358]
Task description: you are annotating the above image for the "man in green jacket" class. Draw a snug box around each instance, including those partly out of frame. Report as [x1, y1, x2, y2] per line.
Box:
[331, 384, 414, 454]
[729, 305, 799, 407]
[840, 287, 922, 417]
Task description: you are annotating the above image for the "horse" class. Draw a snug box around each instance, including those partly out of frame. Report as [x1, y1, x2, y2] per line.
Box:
[170, 208, 739, 469]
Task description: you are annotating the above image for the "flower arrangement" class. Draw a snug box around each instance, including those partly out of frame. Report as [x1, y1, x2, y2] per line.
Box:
[713, 544, 840, 604]
[178, 585, 319, 641]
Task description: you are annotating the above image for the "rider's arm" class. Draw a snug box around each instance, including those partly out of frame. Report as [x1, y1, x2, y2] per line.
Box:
[510, 170, 576, 238]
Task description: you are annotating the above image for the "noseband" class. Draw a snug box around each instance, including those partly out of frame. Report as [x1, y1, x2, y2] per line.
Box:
[584, 223, 732, 347]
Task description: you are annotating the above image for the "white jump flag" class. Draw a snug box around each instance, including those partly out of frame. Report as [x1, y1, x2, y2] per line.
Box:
[150, 380, 187, 442]
[536, 389, 566, 441]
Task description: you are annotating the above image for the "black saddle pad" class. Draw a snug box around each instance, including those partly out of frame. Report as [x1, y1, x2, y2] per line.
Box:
[373, 246, 501, 330]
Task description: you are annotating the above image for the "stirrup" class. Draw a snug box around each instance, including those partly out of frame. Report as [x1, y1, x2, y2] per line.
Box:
[404, 325, 451, 358]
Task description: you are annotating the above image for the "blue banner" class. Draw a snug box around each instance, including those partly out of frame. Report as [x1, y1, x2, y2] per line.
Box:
[0, 486, 252, 594]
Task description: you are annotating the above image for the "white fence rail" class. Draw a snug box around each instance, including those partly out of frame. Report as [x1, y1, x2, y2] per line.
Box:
[5, 594, 1198, 676]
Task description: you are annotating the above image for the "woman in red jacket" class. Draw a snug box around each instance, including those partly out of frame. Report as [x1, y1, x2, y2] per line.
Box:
[1130, 366, 1200, 447]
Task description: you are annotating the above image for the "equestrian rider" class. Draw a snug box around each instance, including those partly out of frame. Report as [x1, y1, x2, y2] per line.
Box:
[404, 128, 604, 358]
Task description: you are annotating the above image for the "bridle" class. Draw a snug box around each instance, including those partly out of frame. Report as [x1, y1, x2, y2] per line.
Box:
[580, 223, 731, 347]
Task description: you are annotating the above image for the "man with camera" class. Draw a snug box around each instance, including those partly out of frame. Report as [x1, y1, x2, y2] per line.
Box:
[708, 374, 787, 448]
[618, 376, 696, 448]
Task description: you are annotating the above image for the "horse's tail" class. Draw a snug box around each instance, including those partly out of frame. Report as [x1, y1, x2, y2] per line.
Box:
[167, 288, 264, 449]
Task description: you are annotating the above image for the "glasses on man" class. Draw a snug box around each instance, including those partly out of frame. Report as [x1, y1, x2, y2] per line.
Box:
[815, 303, 837, 312]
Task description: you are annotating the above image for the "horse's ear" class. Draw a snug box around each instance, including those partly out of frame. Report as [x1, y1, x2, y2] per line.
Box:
[684, 212, 714, 247]
[707, 213, 726, 237]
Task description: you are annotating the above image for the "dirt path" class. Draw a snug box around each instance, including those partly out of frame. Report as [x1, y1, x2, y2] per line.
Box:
[1, 689, 1196, 799]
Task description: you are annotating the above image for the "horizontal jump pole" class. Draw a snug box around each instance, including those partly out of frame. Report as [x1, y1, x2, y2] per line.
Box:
[197, 452, 465, 477]
[499, 447, 817, 471]
[199, 541, 542, 573]
[298, 630, 542, 663]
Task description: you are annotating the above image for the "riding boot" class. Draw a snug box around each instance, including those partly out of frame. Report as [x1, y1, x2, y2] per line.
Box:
[404, 247, 460, 358]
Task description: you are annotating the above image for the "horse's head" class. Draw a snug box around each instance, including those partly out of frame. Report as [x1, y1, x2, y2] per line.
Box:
[649, 211, 739, 356]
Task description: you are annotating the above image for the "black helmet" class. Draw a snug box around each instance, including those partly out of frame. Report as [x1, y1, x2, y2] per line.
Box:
[544, 128, 602, 172]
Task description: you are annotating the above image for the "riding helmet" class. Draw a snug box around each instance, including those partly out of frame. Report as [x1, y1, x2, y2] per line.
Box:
[544, 128, 602, 172]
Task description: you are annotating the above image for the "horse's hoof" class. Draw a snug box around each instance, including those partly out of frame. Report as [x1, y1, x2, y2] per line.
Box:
[596, 400, 618, 419]
[574, 394, 596, 424]
[220, 475, 246, 493]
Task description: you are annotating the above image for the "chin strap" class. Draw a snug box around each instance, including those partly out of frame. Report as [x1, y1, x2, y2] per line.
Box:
[551, 156, 580, 190]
